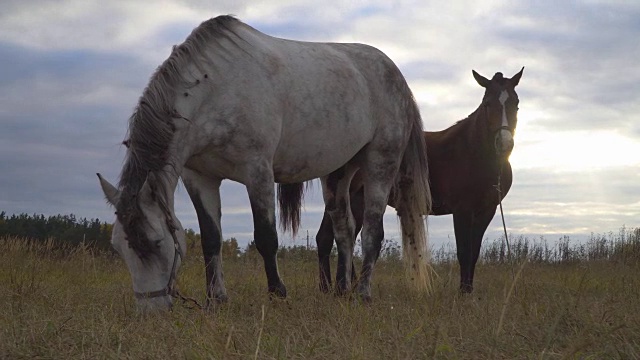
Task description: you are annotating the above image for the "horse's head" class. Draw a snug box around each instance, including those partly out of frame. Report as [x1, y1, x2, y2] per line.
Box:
[472, 67, 524, 159]
[97, 172, 186, 313]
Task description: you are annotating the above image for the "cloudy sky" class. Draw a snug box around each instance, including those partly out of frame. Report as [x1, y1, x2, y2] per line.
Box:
[1, 0, 639, 251]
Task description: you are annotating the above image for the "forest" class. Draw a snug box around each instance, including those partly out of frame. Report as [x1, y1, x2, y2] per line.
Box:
[0, 212, 205, 252]
[0, 211, 112, 250]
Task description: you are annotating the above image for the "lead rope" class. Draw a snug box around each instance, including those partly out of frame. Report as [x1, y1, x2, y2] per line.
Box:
[164, 206, 204, 311]
[174, 289, 203, 310]
[490, 112, 514, 269]
[495, 170, 517, 293]
[495, 172, 511, 261]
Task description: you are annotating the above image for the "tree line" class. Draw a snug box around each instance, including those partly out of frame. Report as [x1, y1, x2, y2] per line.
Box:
[0, 211, 411, 261]
[0, 211, 114, 250]
[0, 211, 230, 255]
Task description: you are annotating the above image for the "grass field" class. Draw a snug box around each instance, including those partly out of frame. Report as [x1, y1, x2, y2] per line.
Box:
[1, 234, 639, 359]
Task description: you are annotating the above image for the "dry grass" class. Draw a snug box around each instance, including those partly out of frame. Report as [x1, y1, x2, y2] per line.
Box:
[1, 236, 639, 359]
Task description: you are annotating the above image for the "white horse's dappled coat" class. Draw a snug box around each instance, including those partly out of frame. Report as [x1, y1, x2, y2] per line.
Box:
[98, 15, 431, 311]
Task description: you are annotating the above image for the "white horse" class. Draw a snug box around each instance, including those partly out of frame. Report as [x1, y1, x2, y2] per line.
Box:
[98, 15, 432, 312]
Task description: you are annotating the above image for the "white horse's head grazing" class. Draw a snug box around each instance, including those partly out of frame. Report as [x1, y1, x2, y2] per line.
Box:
[98, 172, 186, 313]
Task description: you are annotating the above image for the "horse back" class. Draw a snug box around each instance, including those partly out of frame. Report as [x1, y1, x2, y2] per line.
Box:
[185, 19, 416, 184]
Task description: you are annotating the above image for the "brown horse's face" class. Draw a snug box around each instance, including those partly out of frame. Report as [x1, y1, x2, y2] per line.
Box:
[473, 68, 523, 158]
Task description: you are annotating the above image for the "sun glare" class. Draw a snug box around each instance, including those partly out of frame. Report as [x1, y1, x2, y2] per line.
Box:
[510, 128, 640, 172]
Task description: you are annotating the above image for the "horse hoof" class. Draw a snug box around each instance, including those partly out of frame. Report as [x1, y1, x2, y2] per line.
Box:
[204, 290, 229, 309]
[268, 283, 287, 298]
[334, 283, 350, 297]
[459, 284, 473, 294]
[319, 276, 332, 293]
[214, 293, 229, 304]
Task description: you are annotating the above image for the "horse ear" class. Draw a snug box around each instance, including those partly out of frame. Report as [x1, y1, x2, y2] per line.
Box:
[97, 173, 120, 206]
[472, 70, 491, 88]
[510, 66, 524, 87]
[138, 172, 157, 204]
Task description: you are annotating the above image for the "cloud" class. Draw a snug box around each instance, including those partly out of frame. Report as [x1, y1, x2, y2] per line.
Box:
[484, 1, 640, 133]
[0, 0, 638, 253]
[498, 166, 640, 236]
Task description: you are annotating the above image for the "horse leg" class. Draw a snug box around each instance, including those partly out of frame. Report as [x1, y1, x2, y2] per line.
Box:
[453, 211, 474, 293]
[322, 166, 358, 296]
[245, 166, 286, 297]
[467, 207, 497, 291]
[316, 211, 334, 293]
[182, 169, 228, 305]
[350, 187, 365, 285]
[357, 161, 399, 302]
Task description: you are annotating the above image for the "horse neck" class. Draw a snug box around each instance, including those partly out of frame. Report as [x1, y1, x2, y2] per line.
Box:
[118, 151, 183, 212]
[447, 107, 502, 173]
[471, 106, 499, 158]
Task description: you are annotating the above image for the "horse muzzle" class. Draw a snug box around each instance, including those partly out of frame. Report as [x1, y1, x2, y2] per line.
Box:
[135, 295, 173, 313]
[495, 126, 514, 156]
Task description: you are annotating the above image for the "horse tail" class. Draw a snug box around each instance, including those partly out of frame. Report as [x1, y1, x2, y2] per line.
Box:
[277, 183, 305, 236]
[396, 95, 433, 293]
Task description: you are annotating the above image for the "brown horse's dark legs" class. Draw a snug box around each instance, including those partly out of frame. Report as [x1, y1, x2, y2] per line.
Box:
[454, 208, 497, 293]
[468, 208, 497, 290]
[454, 211, 475, 293]
[316, 212, 334, 293]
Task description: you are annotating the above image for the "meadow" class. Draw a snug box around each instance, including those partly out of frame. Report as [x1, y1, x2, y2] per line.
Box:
[1, 230, 639, 359]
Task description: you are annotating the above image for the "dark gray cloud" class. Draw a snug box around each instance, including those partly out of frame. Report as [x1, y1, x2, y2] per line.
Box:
[0, 42, 149, 221]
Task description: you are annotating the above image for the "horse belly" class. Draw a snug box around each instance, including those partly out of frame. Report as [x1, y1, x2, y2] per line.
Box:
[272, 124, 372, 183]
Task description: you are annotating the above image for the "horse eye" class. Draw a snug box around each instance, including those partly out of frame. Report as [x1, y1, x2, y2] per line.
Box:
[155, 240, 162, 248]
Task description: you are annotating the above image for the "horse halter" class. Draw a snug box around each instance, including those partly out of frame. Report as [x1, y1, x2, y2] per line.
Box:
[482, 101, 514, 157]
[133, 205, 183, 301]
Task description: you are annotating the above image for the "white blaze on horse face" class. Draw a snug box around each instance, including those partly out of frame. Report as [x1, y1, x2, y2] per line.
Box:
[497, 90, 514, 154]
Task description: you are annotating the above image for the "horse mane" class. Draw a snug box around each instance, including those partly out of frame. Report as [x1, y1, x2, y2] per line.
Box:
[452, 106, 482, 129]
[491, 72, 506, 85]
[116, 15, 242, 257]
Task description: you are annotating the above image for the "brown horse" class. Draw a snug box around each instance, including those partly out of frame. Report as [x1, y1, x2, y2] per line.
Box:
[310, 68, 523, 293]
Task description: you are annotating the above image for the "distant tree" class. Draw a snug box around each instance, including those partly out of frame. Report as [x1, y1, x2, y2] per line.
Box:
[379, 238, 402, 261]
[0, 211, 112, 250]
[185, 228, 201, 251]
[165, 230, 240, 258]
[222, 237, 240, 258]
[244, 240, 257, 254]
[277, 245, 317, 261]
